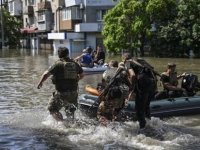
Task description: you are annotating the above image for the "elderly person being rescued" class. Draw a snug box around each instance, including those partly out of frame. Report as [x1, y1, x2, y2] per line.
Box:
[155, 63, 186, 99]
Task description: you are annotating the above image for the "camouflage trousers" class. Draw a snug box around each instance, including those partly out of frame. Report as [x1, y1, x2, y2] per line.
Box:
[48, 90, 78, 113]
[97, 84, 129, 121]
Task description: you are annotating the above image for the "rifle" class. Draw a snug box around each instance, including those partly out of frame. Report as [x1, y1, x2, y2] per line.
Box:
[135, 58, 161, 77]
[89, 67, 124, 110]
[98, 67, 124, 102]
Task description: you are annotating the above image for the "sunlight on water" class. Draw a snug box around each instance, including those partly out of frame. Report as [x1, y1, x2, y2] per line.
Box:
[1, 49, 200, 149]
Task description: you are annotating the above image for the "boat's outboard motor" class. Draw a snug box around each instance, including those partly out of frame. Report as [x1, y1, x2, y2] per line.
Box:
[181, 73, 200, 96]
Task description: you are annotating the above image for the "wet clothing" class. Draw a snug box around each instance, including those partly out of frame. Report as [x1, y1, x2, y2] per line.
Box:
[48, 91, 78, 112]
[125, 60, 157, 129]
[97, 67, 130, 121]
[81, 53, 93, 67]
[48, 57, 83, 112]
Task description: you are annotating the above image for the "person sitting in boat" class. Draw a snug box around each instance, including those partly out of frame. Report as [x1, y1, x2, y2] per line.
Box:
[97, 61, 131, 125]
[75, 48, 93, 68]
[93, 45, 105, 65]
[155, 63, 187, 100]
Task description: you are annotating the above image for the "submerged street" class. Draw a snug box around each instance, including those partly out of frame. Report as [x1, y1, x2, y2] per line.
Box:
[1, 49, 200, 150]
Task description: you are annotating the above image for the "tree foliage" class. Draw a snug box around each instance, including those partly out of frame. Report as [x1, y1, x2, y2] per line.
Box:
[102, 0, 176, 56]
[103, 0, 200, 57]
[159, 0, 200, 57]
[1, 8, 22, 47]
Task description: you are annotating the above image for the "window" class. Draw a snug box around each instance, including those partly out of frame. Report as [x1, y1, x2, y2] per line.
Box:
[38, 12, 45, 21]
[71, 7, 82, 19]
[96, 9, 107, 21]
[9, 2, 14, 12]
[62, 8, 71, 20]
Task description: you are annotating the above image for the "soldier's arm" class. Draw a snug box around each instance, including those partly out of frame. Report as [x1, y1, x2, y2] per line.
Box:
[78, 73, 84, 80]
[37, 70, 51, 89]
[163, 82, 184, 91]
[76, 61, 84, 80]
[128, 68, 136, 85]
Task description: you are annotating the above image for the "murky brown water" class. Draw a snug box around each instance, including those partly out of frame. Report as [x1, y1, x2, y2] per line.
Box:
[1, 49, 200, 150]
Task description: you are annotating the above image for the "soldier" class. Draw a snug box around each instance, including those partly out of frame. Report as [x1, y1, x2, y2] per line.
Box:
[37, 47, 84, 121]
[123, 53, 157, 129]
[155, 63, 186, 99]
[97, 60, 131, 125]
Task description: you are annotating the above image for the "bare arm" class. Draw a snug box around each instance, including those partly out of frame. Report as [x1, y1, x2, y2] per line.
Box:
[74, 54, 84, 61]
[78, 73, 84, 80]
[128, 68, 135, 85]
[163, 82, 184, 91]
[37, 70, 51, 89]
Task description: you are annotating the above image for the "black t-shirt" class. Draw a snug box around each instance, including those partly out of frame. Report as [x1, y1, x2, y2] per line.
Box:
[48, 57, 83, 91]
[96, 51, 105, 61]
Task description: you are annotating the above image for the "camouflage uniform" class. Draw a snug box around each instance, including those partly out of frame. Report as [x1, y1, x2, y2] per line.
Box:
[48, 58, 83, 113]
[97, 67, 130, 121]
[157, 71, 182, 99]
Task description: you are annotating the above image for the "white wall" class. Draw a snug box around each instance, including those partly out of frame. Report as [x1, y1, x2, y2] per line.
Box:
[65, 0, 119, 7]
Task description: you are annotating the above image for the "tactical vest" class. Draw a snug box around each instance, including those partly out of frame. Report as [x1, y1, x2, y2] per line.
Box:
[103, 67, 118, 84]
[162, 72, 178, 86]
[63, 61, 78, 80]
[54, 59, 78, 91]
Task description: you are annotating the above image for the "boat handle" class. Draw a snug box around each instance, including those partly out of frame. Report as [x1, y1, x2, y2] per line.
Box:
[151, 105, 161, 109]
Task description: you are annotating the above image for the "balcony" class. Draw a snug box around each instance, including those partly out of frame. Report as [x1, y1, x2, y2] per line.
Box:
[38, 1, 51, 11]
[75, 23, 104, 32]
[23, 6, 34, 16]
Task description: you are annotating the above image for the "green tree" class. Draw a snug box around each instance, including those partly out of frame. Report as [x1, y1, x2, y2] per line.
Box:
[1, 8, 22, 48]
[176, 0, 200, 56]
[158, 0, 200, 57]
[102, 0, 176, 56]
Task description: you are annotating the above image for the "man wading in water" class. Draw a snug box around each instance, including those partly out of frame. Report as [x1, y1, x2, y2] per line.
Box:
[37, 47, 84, 121]
[123, 53, 157, 129]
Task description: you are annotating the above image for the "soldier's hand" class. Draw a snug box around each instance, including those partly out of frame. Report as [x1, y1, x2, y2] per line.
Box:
[181, 72, 187, 77]
[37, 83, 43, 89]
[125, 99, 129, 106]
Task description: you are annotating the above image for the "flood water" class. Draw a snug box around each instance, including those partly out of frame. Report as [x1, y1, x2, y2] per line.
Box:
[1, 49, 200, 150]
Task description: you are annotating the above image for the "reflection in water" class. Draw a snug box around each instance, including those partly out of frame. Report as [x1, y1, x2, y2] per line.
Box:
[0, 49, 200, 149]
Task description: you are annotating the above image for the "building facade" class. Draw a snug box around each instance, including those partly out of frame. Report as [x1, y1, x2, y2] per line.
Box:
[48, 0, 119, 54]
[18, 0, 119, 53]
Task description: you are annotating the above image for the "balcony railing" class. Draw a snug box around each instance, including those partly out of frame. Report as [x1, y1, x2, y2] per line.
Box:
[75, 23, 104, 32]
[38, 1, 51, 11]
